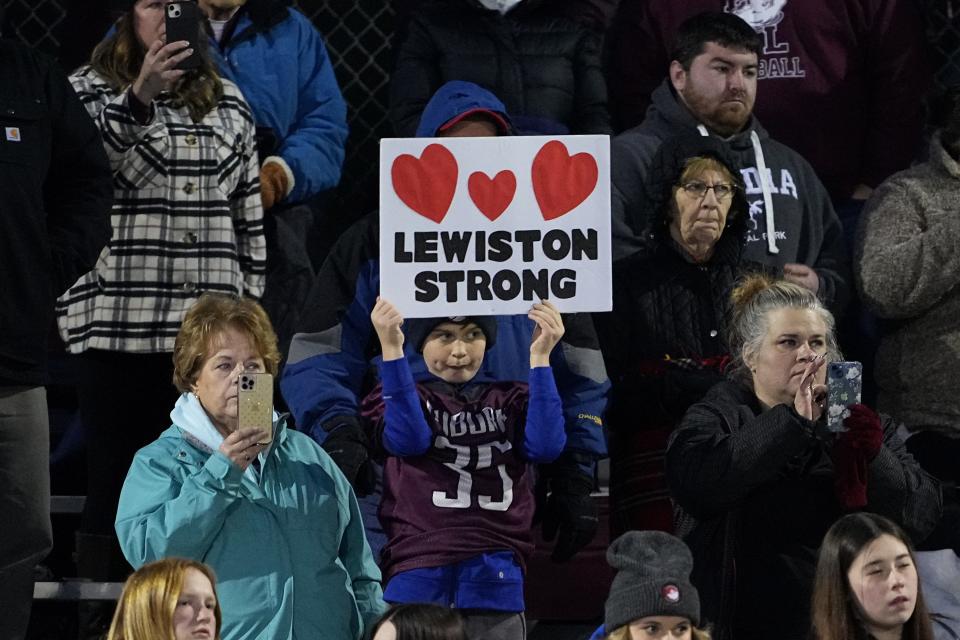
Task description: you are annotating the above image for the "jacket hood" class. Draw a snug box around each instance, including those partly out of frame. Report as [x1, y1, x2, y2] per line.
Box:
[642, 80, 785, 255]
[637, 134, 748, 254]
[643, 80, 769, 151]
[415, 80, 514, 137]
[170, 392, 281, 481]
[931, 131, 960, 180]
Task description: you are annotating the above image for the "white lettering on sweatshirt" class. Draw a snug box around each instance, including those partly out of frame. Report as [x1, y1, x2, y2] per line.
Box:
[724, 0, 807, 80]
[740, 167, 799, 199]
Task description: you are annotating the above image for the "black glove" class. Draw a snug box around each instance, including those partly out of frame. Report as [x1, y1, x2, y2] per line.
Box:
[541, 470, 599, 562]
[321, 422, 377, 497]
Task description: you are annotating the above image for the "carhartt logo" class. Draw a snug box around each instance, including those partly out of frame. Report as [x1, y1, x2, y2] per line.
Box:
[5, 127, 21, 142]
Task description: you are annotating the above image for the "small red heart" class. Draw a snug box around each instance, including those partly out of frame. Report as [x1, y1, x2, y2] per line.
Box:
[391, 144, 458, 223]
[467, 170, 517, 221]
[531, 140, 599, 221]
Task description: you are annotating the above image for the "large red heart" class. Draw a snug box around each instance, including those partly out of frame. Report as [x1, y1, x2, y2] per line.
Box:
[531, 140, 599, 221]
[390, 144, 458, 223]
[467, 170, 516, 221]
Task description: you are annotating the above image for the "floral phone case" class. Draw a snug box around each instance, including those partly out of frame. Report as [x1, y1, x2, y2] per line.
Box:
[238, 372, 273, 444]
[826, 361, 863, 433]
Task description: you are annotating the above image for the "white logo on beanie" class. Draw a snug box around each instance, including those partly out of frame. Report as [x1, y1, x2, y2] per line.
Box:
[662, 584, 681, 603]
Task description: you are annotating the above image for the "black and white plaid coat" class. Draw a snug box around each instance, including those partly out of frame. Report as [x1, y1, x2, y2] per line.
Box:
[57, 67, 266, 353]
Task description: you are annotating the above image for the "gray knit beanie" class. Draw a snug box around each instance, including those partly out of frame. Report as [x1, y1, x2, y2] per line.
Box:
[604, 531, 701, 631]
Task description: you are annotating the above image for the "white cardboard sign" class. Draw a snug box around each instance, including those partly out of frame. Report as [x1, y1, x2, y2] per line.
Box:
[379, 135, 611, 318]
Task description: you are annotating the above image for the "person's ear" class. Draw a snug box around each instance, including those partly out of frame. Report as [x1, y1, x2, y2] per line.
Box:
[669, 60, 688, 93]
[189, 370, 201, 397]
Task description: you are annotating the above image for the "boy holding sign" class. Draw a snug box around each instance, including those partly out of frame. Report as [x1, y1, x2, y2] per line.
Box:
[363, 298, 566, 639]
[281, 81, 609, 570]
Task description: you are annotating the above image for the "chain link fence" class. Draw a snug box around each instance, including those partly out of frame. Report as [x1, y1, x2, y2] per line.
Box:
[1, 0, 396, 219]
[1, 0, 65, 56]
[925, 1, 960, 94]
[3, 0, 959, 215]
[299, 0, 397, 216]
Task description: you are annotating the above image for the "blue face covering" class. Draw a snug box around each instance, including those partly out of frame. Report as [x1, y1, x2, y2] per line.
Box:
[475, 0, 525, 15]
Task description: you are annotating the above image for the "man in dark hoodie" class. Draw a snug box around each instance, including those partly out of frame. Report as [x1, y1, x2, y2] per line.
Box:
[611, 12, 850, 315]
[282, 81, 609, 567]
[606, 0, 927, 208]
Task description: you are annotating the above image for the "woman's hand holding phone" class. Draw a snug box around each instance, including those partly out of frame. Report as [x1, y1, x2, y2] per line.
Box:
[132, 39, 193, 104]
[219, 428, 266, 472]
[794, 354, 827, 421]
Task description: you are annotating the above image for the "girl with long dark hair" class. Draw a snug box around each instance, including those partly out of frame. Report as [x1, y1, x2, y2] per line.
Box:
[812, 513, 934, 640]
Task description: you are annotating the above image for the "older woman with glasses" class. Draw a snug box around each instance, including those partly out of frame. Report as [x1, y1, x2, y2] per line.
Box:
[115, 294, 385, 640]
[594, 134, 755, 536]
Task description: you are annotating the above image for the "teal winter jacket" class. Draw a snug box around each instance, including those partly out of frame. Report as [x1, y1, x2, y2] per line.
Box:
[115, 393, 385, 640]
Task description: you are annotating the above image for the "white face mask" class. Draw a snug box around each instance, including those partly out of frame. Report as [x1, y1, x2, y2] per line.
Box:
[475, 0, 525, 15]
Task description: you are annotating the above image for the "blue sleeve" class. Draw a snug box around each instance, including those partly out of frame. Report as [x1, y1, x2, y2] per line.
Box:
[279, 217, 380, 444]
[522, 367, 566, 463]
[327, 452, 387, 631]
[116, 449, 244, 567]
[550, 319, 610, 466]
[280, 11, 348, 201]
[378, 359, 432, 457]
[479, 315, 609, 474]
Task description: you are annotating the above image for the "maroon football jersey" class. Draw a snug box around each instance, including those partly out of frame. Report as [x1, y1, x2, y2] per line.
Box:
[363, 378, 537, 580]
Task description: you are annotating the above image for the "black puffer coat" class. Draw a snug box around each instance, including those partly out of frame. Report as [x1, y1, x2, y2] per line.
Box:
[388, 0, 611, 136]
[594, 135, 754, 432]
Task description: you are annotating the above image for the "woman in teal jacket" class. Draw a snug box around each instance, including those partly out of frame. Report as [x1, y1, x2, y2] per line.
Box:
[115, 294, 385, 640]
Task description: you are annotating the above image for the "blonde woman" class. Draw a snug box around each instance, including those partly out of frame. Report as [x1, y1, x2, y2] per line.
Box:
[666, 275, 941, 639]
[115, 294, 384, 639]
[107, 557, 222, 640]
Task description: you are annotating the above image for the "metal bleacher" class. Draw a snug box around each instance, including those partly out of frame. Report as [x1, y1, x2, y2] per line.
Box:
[34, 496, 124, 603]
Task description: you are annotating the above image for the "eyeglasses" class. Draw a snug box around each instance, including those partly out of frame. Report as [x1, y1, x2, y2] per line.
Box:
[679, 181, 737, 200]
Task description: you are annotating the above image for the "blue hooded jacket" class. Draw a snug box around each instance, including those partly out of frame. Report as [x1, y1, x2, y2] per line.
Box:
[281, 79, 607, 464]
[206, 0, 348, 203]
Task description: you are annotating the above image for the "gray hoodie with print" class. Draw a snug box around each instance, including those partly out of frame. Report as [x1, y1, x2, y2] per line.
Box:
[611, 79, 850, 315]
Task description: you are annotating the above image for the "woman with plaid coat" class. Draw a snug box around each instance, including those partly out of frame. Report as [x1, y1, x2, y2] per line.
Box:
[56, 0, 266, 586]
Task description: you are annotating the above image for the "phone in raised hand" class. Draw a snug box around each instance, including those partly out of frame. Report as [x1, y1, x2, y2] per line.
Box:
[826, 361, 863, 433]
[238, 372, 273, 444]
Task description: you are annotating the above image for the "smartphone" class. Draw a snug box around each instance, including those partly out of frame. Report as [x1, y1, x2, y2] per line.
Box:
[165, 2, 203, 70]
[238, 372, 274, 444]
[826, 361, 863, 433]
